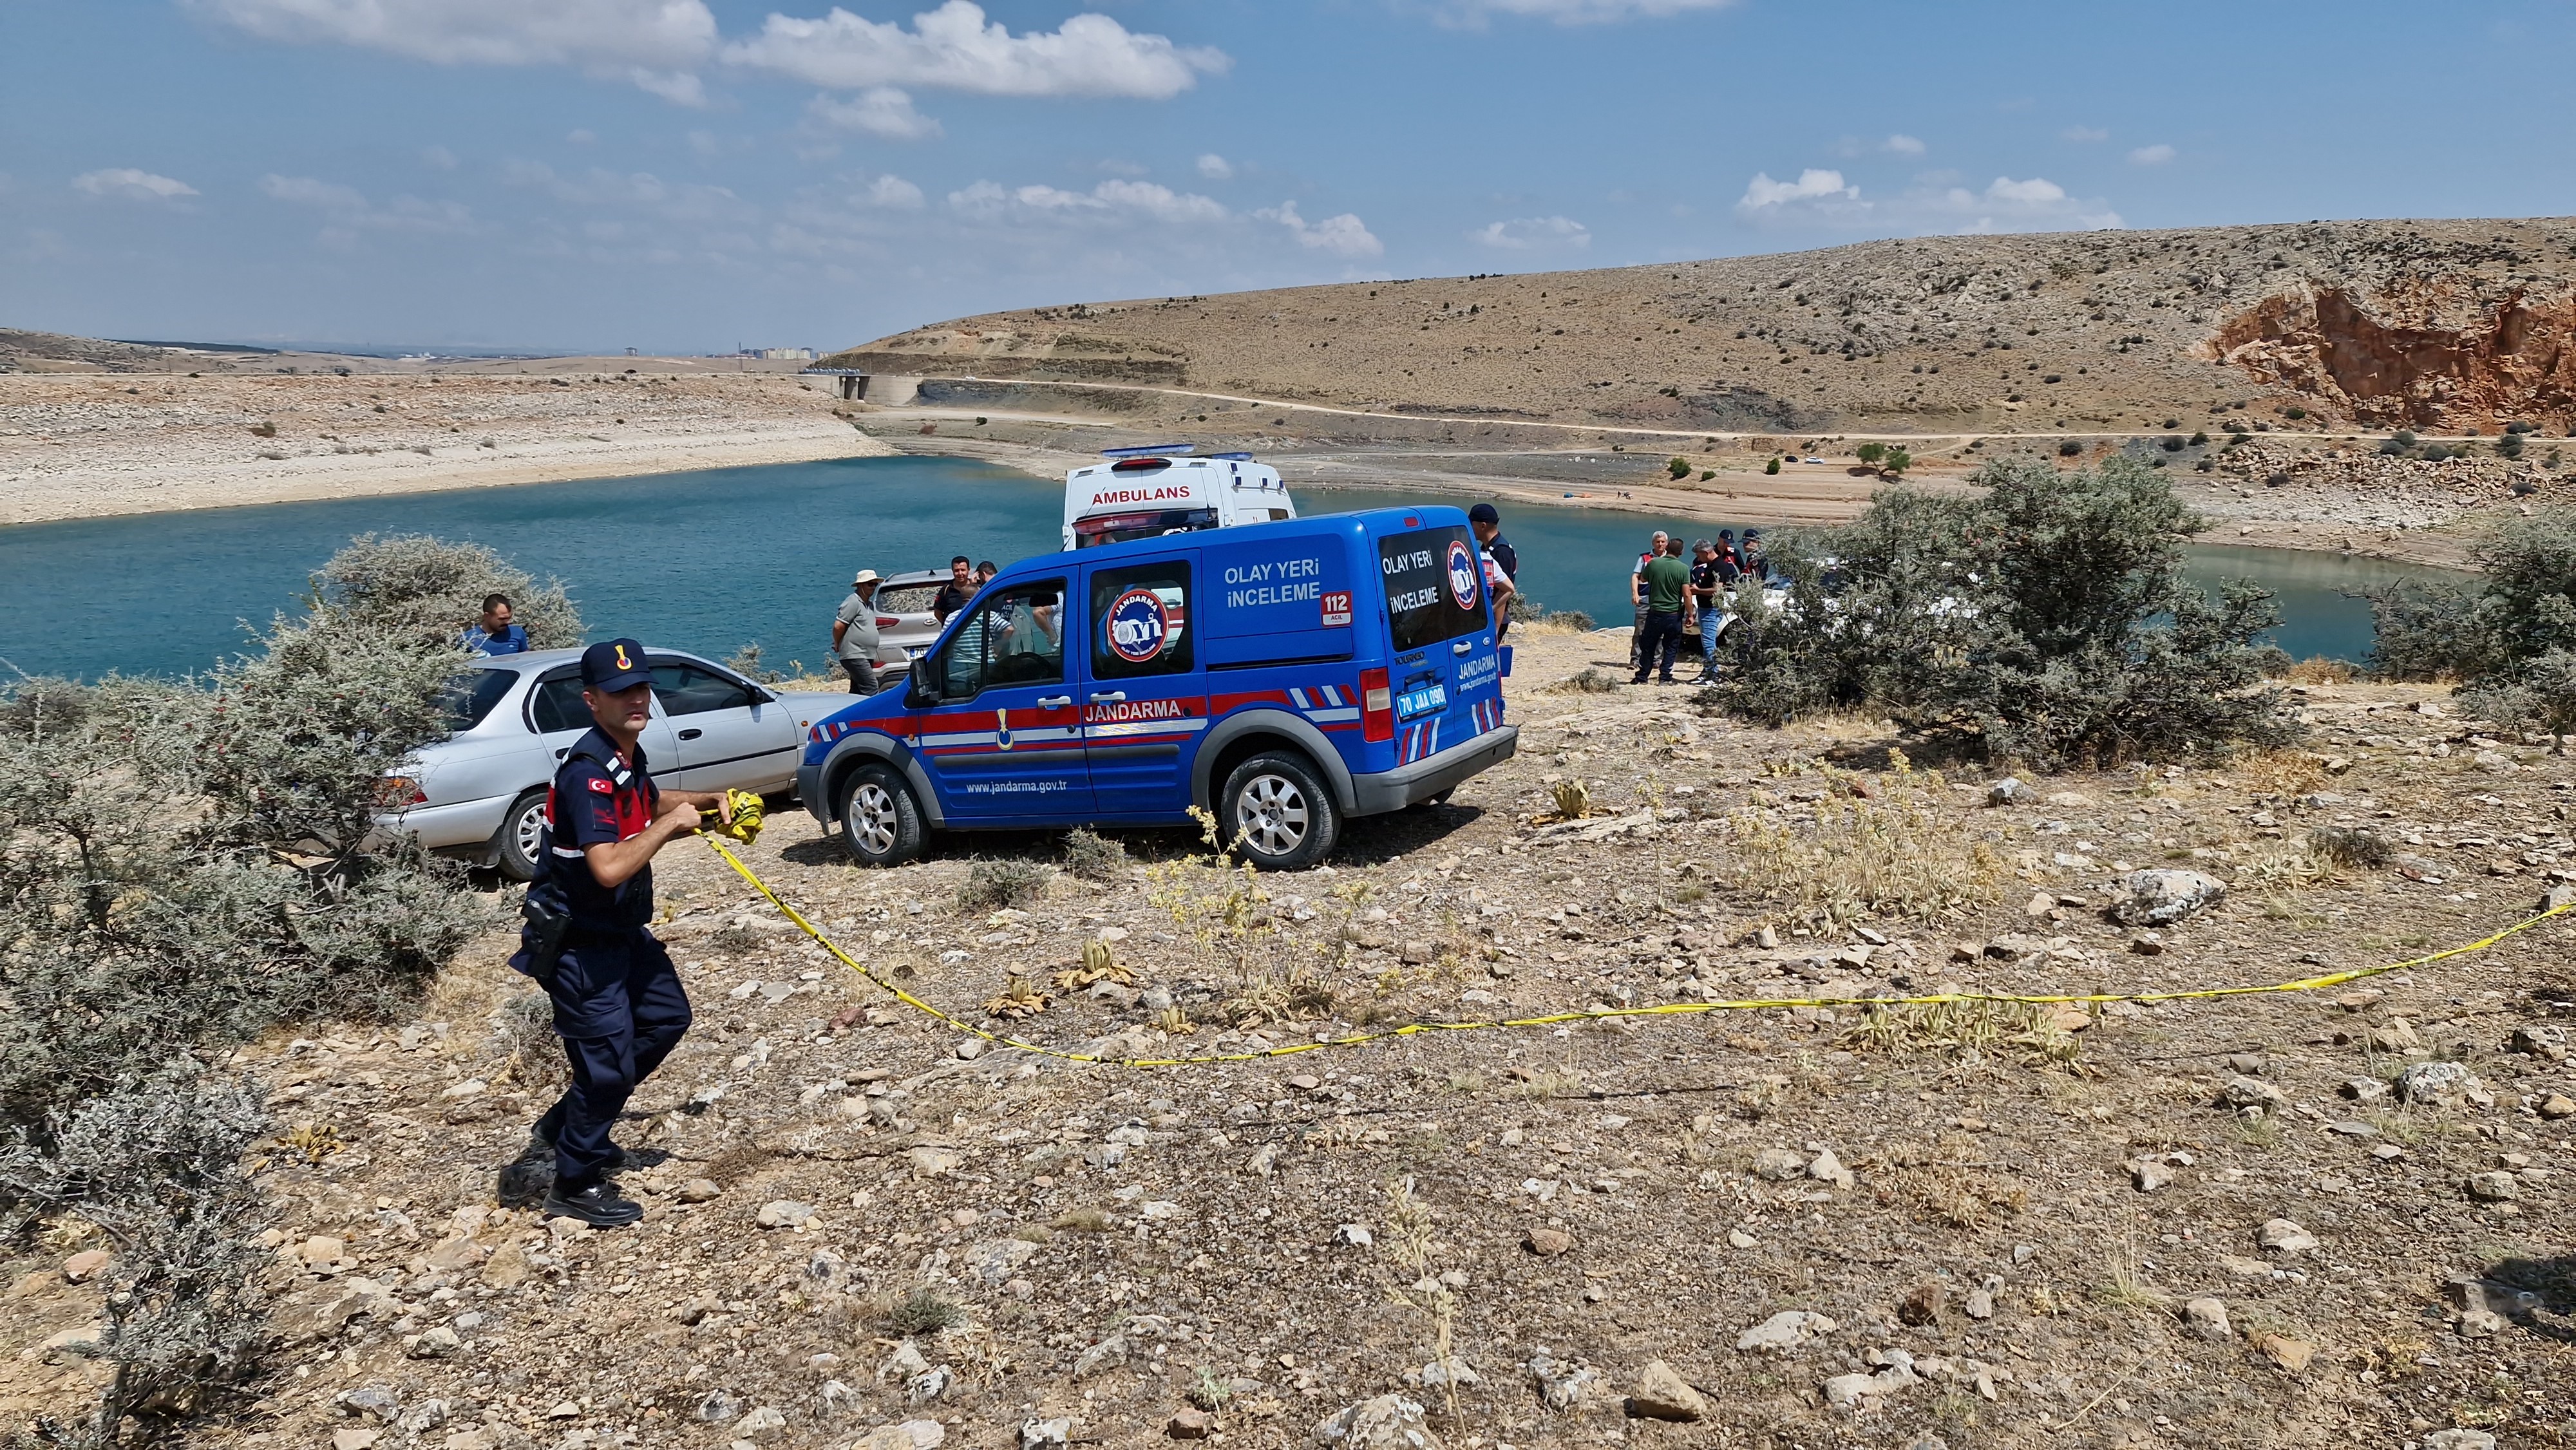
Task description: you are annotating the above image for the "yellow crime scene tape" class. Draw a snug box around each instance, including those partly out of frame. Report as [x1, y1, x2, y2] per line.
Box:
[694, 827, 2571, 1070]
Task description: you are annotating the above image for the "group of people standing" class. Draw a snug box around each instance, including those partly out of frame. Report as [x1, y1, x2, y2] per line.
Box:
[1631, 527, 1768, 686]
[830, 555, 996, 696]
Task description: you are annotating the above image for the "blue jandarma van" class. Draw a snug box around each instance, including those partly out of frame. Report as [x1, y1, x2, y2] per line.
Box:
[795, 504, 1518, 869]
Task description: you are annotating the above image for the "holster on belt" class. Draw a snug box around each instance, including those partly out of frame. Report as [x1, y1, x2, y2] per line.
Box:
[520, 897, 573, 990]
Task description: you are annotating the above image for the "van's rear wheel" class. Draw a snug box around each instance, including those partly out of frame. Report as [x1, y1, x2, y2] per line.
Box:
[1220, 751, 1339, 870]
[837, 765, 926, 867]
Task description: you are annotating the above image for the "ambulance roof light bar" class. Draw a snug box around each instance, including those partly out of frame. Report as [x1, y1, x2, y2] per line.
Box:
[1100, 444, 1195, 458]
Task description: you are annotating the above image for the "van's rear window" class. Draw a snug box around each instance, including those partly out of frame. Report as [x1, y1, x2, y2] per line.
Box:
[1378, 525, 1488, 652]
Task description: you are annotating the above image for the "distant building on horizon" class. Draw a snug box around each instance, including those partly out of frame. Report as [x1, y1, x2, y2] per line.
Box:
[742, 346, 816, 361]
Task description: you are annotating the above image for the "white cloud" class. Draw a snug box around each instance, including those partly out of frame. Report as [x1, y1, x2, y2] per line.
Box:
[866, 174, 925, 209]
[725, 1, 1227, 99]
[259, 172, 476, 241]
[2127, 143, 2176, 165]
[1196, 153, 1233, 180]
[186, 0, 718, 99]
[72, 167, 200, 201]
[421, 144, 459, 170]
[1884, 133, 1926, 156]
[1257, 200, 1381, 257]
[807, 87, 942, 139]
[1469, 214, 1589, 250]
[1443, 0, 1735, 22]
[260, 173, 367, 210]
[1732, 166, 2118, 233]
[948, 177, 1227, 224]
[1737, 168, 1857, 209]
[504, 160, 752, 223]
[2061, 126, 2108, 142]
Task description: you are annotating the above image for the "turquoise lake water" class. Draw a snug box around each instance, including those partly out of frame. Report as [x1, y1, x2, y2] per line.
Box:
[0, 454, 2459, 680]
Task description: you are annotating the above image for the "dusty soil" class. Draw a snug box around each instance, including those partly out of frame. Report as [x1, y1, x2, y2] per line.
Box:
[6, 628, 2571, 1450]
[0, 366, 891, 526]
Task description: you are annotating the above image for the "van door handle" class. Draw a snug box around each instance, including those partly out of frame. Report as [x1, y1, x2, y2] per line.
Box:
[1037, 695, 1072, 708]
[1452, 642, 1473, 655]
[1089, 692, 1127, 703]
[677, 728, 703, 740]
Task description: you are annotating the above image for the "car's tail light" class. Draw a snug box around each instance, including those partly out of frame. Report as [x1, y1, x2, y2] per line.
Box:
[377, 775, 426, 807]
[876, 616, 900, 628]
[1359, 668, 1393, 743]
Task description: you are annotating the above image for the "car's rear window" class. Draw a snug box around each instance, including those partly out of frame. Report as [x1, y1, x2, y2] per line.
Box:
[1378, 524, 1488, 652]
[876, 583, 942, 616]
[443, 667, 518, 731]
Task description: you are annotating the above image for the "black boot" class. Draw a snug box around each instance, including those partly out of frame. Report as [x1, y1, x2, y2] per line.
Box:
[543, 1178, 643, 1228]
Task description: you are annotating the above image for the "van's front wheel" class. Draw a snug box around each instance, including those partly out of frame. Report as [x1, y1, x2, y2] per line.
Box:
[837, 764, 926, 867]
[1220, 751, 1340, 870]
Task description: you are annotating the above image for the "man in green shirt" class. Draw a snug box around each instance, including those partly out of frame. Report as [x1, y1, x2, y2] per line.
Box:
[1632, 541, 1695, 685]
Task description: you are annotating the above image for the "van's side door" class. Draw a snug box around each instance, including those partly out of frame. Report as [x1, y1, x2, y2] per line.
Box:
[906, 576, 1093, 822]
[1077, 551, 1204, 820]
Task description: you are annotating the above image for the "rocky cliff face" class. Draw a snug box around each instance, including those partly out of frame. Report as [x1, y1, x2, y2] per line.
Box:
[2211, 281, 2576, 428]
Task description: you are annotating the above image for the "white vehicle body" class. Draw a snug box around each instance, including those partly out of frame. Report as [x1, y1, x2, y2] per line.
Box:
[381, 648, 846, 880]
[1062, 446, 1296, 551]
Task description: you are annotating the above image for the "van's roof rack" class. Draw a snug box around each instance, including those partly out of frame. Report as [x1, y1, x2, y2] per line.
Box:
[1101, 444, 1195, 458]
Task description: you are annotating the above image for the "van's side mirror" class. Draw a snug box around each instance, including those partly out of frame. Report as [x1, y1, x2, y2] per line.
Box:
[906, 670, 938, 708]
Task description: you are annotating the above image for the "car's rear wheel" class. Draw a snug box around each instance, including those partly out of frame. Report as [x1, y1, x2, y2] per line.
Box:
[838, 764, 926, 867]
[1220, 751, 1340, 870]
[494, 788, 547, 882]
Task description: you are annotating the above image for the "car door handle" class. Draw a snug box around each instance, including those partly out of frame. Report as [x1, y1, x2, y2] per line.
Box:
[1452, 642, 1473, 655]
[1037, 695, 1072, 708]
[678, 728, 703, 740]
[1089, 692, 1126, 703]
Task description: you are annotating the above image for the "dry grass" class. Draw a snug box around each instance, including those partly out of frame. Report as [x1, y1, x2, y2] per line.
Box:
[2280, 656, 2357, 684]
[2233, 748, 2330, 796]
[1723, 757, 1996, 929]
[957, 857, 1053, 910]
[1061, 827, 1128, 881]
[1840, 997, 2086, 1070]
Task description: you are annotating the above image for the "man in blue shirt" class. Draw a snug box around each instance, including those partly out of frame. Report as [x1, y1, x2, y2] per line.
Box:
[505, 638, 732, 1227]
[463, 594, 530, 655]
[1469, 504, 1518, 641]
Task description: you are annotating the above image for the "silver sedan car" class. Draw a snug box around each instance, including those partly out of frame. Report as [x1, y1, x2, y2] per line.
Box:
[383, 647, 848, 880]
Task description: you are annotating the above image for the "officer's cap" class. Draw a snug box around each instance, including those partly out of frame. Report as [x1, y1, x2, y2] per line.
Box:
[581, 638, 652, 692]
[1468, 503, 1500, 524]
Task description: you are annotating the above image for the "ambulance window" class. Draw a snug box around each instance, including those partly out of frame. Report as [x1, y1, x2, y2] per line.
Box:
[1378, 525, 1488, 652]
[1089, 560, 1193, 681]
[936, 581, 1066, 698]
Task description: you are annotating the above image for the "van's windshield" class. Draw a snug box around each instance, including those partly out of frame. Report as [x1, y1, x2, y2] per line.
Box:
[1378, 524, 1488, 652]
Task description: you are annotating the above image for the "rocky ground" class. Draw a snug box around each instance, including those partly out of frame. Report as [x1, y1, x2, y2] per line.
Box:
[8, 627, 2575, 1450]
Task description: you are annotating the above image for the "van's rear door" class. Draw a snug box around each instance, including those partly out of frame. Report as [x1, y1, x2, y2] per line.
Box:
[1375, 519, 1505, 766]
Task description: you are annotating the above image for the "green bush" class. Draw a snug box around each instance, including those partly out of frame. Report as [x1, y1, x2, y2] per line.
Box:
[2370, 508, 2576, 737]
[2059, 439, 2084, 457]
[1705, 455, 2292, 768]
[306, 533, 581, 653]
[958, 856, 1053, 910]
[1667, 456, 1691, 480]
[1764, 457, 1781, 475]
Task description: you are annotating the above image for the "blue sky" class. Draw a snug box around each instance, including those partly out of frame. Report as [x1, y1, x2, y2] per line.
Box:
[6, 0, 2573, 355]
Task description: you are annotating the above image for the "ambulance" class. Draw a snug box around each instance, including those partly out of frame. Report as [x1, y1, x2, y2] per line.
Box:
[1061, 444, 1296, 551]
[795, 503, 1517, 871]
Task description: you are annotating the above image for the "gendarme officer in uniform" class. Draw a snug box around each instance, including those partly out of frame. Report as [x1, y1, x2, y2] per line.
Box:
[508, 639, 732, 1227]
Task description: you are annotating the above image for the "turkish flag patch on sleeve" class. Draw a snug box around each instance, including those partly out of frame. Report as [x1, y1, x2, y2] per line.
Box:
[587, 778, 614, 793]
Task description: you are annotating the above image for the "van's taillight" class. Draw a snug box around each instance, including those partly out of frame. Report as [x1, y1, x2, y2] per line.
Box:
[1359, 668, 1394, 743]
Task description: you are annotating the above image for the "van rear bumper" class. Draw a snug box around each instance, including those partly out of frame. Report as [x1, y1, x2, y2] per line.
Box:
[1349, 725, 1517, 816]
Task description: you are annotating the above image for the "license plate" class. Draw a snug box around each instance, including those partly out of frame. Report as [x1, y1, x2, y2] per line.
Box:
[1395, 684, 1447, 720]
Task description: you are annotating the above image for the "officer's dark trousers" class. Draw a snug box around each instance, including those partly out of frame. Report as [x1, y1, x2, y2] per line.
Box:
[538, 928, 691, 1186]
[1633, 610, 1684, 683]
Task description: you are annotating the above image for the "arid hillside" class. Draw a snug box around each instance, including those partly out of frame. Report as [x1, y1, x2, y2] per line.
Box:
[829, 218, 2576, 436]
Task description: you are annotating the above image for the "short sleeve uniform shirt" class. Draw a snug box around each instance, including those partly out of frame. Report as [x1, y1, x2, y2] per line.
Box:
[538, 727, 661, 930]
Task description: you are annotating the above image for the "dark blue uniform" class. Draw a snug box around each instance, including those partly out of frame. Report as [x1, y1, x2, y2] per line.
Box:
[511, 725, 691, 1190]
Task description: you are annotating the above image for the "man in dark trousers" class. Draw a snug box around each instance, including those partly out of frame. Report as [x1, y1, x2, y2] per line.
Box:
[1468, 504, 1517, 639]
[507, 639, 732, 1227]
[1633, 541, 1694, 685]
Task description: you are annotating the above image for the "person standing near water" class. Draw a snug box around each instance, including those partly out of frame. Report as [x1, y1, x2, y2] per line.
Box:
[1632, 543, 1693, 686]
[832, 569, 883, 695]
[932, 556, 976, 624]
[1469, 504, 1517, 640]
[464, 594, 529, 655]
[1629, 529, 1669, 670]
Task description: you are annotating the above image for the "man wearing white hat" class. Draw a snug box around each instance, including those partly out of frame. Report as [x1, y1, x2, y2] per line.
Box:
[832, 569, 885, 695]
